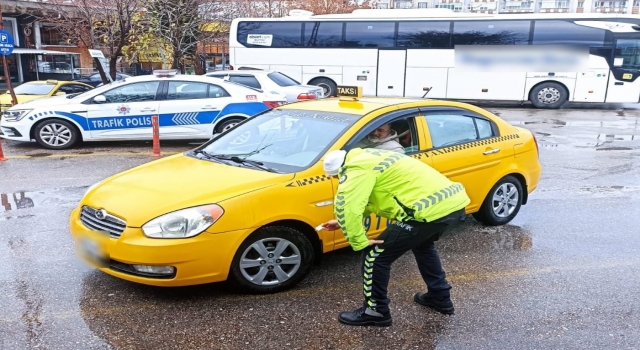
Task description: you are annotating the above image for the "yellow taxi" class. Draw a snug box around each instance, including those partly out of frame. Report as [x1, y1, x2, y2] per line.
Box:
[0, 80, 94, 110]
[69, 86, 542, 293]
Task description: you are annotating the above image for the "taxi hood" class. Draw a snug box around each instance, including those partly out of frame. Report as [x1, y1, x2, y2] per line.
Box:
[81, 153, 294, 227]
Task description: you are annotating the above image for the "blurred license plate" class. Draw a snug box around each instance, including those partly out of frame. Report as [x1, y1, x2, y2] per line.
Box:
[75, 233, 109, 268]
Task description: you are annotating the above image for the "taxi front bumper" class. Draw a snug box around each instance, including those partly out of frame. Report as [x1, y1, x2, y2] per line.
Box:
[69, 207, 251, 287]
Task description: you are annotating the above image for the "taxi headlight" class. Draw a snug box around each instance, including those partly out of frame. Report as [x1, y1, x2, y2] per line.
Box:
[142, 204, 224, 239]
[2, 109, 32, 122]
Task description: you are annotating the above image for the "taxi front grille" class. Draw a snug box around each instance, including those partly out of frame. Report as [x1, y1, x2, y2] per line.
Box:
[80, 206, 126, 238]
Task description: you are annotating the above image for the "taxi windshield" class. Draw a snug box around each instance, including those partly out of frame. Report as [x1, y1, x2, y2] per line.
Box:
[13, 83, 56, 95]
[196, 109, 361, 172]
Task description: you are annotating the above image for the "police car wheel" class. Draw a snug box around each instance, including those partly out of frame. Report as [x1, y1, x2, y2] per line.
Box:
[473, 175, 523, 226]
[34, 119, 79, 150]
[216, 118, 244, 134]
[229, 226, 314, 294]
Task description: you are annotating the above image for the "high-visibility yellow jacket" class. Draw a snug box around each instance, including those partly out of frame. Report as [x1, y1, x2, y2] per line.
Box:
[334, 147, 471, 251]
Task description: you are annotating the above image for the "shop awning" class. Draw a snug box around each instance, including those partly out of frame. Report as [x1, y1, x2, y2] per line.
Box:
[11, 48, 80, 55]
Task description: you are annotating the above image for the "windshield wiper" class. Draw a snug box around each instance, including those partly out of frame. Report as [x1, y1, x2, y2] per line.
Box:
[224, 144, 273, 158]
[225, 155, 279, 173]
[192, 149, 278, 173]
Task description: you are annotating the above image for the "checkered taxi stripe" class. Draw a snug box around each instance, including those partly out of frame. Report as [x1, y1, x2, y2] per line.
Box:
[411, 134, 520, 159]
[285, 175, 331, 187]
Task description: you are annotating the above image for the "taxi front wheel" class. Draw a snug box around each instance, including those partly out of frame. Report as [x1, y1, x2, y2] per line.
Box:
[34, 119, 79, 150]
[473, 175, 523, 226]
[229, 226, 314, 294]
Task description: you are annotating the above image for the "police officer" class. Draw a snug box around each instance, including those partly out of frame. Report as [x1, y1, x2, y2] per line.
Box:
[319, 147, 471, 327]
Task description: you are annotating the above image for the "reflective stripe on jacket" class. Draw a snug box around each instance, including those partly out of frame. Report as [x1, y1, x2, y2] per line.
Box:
[334, 148, 471, 251]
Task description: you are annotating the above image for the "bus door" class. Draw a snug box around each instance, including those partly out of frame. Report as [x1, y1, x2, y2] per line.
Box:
[377, 49, 407, 97]
[606, 35, 640, 103]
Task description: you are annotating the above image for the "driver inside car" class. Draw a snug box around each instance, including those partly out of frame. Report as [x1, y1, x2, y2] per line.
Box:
[354, 123, 405, 154]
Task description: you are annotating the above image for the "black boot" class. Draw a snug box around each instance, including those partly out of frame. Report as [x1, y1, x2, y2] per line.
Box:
[414, 293, 455, 315]
[338, 306, 392, 327]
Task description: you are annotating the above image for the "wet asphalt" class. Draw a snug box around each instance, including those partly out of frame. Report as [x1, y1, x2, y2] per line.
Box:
[1, 103, 640, 349]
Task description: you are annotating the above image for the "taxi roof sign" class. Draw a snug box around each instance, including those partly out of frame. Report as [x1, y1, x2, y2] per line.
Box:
[336, 85, 363, 101]
[153, 69, 178, 77]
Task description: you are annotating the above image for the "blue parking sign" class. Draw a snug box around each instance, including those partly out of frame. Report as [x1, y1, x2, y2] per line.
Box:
[0, 30, 14, 56]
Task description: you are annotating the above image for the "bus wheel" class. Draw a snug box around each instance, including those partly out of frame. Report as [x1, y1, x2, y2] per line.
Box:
[310, 78, 337, 98]
[529, 82, 567, 109]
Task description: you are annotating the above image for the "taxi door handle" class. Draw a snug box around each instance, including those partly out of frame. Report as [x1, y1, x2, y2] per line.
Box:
[483, 148, 500, 155]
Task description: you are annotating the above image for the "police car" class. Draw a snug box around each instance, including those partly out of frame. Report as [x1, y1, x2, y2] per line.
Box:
[0, 70, 288, 150]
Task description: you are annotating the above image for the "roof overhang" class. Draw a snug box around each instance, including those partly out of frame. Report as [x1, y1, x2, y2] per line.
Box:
[11, 48, 81, 55]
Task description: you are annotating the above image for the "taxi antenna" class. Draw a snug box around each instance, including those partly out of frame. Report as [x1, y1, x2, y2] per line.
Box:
[422, 86, 433, 98]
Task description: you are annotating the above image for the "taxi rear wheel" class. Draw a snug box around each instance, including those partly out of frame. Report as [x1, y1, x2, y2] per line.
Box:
[229, 226, 314, 294]
[34, 119, 79, 150]
[473, 175, 523, 226]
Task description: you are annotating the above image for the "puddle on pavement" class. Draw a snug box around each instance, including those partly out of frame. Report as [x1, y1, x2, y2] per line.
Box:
[596, 146, 633, 151]
[440, 220, 533, 253]
[0, 187, 87, 220]
[577, 185, 640, 194]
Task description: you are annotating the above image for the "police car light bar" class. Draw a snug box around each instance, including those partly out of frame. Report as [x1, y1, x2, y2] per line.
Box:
[336, 85, 363, 101]
[153, 69, 178, 77]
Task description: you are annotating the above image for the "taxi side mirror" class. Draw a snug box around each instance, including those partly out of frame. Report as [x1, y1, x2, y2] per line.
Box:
[55, 92, 66, 96]
[93, 95, 107, 103]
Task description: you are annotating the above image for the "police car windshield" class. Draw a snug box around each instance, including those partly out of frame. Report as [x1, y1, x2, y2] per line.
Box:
[196, 109, 361, 172]
[14, 83, 56, 95]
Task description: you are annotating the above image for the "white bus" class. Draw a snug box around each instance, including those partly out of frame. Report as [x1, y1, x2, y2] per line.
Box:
[228, 9, 640, 108]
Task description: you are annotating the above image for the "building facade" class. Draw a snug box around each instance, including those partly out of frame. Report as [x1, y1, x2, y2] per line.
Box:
[0, 0, 95, 89]
[375, 0, 638, 14]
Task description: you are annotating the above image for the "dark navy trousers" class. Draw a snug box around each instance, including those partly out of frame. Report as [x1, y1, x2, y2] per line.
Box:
[360, 209, 465, 315]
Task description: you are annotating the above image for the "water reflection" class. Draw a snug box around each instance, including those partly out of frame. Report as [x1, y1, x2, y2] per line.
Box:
[0, 188, 86, 214]
[441, 219, 533, 253]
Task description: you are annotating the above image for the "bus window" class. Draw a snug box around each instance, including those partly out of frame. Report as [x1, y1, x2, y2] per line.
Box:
[453, 20, 531, 46]
[532, 20, 605, 46]
[303, 21, 344, 47]
[237, 21, 303, 47]
[344, 21, 396, 48]
[397, 21, 451, 48]
[614, 39, 640, 70]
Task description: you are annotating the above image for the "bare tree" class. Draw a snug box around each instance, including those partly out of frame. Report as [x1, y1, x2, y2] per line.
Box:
[146, 0, 231, 74]
[292, 0, 376, 15]
[29, 0, 146, 83]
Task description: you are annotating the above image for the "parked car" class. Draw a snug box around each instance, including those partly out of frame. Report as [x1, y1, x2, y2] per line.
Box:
[0, 70, 287, 150]
[0, 80, 93, 111]
[69, 85, 542, 293]
[205, 70, 324, 103]
[74, 72, 132, 87]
